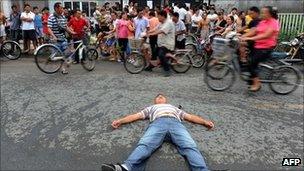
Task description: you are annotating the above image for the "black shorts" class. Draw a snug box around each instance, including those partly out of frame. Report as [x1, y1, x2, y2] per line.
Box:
[23, 30, 36, 41]
[176, 39, 186, 49]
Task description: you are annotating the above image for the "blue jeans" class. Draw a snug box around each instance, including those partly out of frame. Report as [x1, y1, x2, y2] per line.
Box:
[124, 117, 208, 171]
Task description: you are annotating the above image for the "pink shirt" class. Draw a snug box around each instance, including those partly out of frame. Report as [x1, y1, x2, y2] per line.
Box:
[116, 19, 129, 39]
[255, 18, 280, 49]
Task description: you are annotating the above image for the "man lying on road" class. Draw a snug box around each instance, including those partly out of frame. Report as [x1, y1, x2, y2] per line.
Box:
[102, 93, 214, 171]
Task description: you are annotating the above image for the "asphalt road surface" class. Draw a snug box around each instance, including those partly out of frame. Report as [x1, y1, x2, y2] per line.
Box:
[1, 57, 303, 171]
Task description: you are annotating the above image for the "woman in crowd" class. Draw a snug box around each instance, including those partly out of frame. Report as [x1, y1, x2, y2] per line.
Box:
[191, 8, 202, 34]
[116, 12, 130, 62]
[214, 12, 227, 32]
[217, 15, 236, 37]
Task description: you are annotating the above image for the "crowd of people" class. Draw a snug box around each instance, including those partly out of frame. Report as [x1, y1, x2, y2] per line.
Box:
[0, 2, 280, 83]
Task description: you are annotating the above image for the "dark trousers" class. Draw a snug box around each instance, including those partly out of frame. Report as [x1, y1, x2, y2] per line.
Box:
[176, 39, 186, 49]
[158, 46, 171, 72]
[249, 48, 272, 78]
[149, 35, 158, 60]
[118, 38, 128, 60]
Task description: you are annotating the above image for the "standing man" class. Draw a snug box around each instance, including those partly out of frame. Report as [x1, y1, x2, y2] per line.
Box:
[9, 5, 21, 42]
[33, 7, 43, 46]
[41, 7, 50, 40]
[102, 93, 214, 171]
[47, 2, 75, 74]
[178, 3, 187, 22]
[20, 4, 37, 53]
[147, 10, 175, 77]
[146, 11, 159, 71]
[134, 9, 149, 39]
[68, 9, 89, 63]
[172, 12, 186, 49]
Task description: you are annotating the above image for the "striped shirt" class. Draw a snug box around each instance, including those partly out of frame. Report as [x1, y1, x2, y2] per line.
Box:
[140, 104, 186, 122]
[47, 13, 67, 40]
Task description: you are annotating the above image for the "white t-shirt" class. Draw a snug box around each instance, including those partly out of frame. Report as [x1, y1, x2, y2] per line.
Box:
[21, 11, 35, 30]
[207, 14, 218, 21]
[157, 19, 175, 51]
[178, 8, 187, 21]
[173, 6, 179, 13]
[191, 15, 202, 27]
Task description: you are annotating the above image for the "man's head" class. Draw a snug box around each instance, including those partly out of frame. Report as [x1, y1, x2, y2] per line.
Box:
[148, 10, 156, 19]
[248, 6, 260, 19]
[54, 2, 63, 15]
[137, 8, 144, 18]
[154, 94, 167, 104]
[42, 7, 49, 14]
[24, 4, 31, 13]
[111, 12, 117, 20]
[73, 9, 81, 18]
[172, 12, 179, 23]
[33, 6, 39, 14]
[231, 7, 238, 15]
[11, 5, 18, 13]
[157, 10, 167, 23]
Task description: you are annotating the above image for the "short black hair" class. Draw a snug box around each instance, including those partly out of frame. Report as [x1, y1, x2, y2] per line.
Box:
[54, 2, 62, 10]
[158, 10, 167, 18]
[149, 11, 156, 17]
[24, 4, 30, 8]
[42, 7, 49, 11]
[33, 6, 38, 10]
[172, 12, 179, 18]
[11, 5, 17, 9]
[249, 6, 260, 14]
[231, 7, 238, 11]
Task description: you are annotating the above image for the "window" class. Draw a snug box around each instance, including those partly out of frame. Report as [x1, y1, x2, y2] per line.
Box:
[82, 2, 89, 16]
[64, 2, 72, 10]
[90, 2, 97, 17]
[73, 2, 80, 10]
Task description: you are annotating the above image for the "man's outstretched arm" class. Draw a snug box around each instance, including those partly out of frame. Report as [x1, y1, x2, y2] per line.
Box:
[184, 113, 214, 129]
[111, 113, 144, 129]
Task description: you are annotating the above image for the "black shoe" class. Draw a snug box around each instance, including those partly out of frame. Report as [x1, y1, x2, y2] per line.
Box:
[163, 70, 172, 77]
[144, 65, 154, 72]
[101, 163, 127, 171]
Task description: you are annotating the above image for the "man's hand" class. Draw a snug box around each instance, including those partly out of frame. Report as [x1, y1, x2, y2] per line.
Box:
[205, 120, 214, 130]
[184, 113, 215, 130]
[111, 113, 143, 129]
[111, 119, 122, 129]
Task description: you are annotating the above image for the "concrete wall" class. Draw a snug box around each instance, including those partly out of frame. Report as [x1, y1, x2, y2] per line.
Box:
[210, 0, 304, 13]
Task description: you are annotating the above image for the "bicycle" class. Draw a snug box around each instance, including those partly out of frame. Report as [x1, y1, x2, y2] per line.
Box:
[124, 38, 192, 74]
[34, 39, 98, 74]
[204, 34, 301, 95]
[0, 40, 21, 60]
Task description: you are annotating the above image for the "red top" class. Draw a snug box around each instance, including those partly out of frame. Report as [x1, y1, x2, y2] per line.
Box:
[68, 17, 88, 39]
[255, 18, 280, 49]
[42, 13, 49, 34]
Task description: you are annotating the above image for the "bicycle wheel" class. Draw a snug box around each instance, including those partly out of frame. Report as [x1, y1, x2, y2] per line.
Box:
[185, 43, 197, 56]
[192, 53, 207, 68]
[171, 53, 191, 73]
[81, 48, 97, 71]
[34, 45, 64, 74]
[269, 66, 301, 95]
[124, 52, 146, 74]
[1, 41, 21, 60]
[204, 63, 236, 91]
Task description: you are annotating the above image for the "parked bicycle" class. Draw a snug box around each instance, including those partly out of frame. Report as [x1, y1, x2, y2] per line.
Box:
[34, 39, 98, 74]
[0, 40, 21, 60]
[124, 38, 192, 74]
[185, 34, 221, 68]
[204, 33, 301, 95]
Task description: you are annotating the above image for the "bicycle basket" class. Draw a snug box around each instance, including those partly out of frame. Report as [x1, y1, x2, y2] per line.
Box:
[129, 38, 143, 50]
[212, 37, 232, 60]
